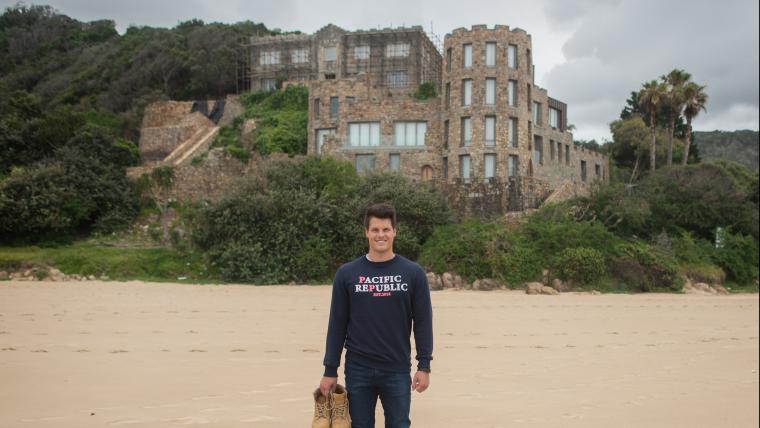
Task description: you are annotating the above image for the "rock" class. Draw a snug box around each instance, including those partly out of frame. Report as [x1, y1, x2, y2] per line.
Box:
[0, 271, 8, 281]
[477, 278, 502, 291]
[101, 275, 110, 281]
[87, 275, 96, 281]
[23, 269, 33, 278]
[452, 274, 464, 289]
[426, 273, 443, 290]
[712, 284, 729, 295]
[48, 268, 64, 282]
[541, 286, 559, 295]
[552, 278, 569, 292]
[10, 272, 22, 280]
[591, 290, 602, 295]
[694, 282, 717, 294]
[441, 272, 454, 289]
[471, 280, 481, 290]
[526, 282, 544, 295]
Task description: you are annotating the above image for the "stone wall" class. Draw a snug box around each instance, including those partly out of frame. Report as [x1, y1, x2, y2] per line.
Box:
[164, 148, 253, 202]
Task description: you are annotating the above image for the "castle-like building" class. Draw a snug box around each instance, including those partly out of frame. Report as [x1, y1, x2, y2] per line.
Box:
[245, 24, 608, 205]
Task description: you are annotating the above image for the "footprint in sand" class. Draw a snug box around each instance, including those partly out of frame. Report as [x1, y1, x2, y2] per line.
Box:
[1, 347, 16, 351]
[189, 349, 207, 352]
[264, 350, 280, 353]
[230, 349, 246, 352]
[475, 345, 488, 349]
[0, 331, 8, 334]
[79, 331, 91, 335]
[76, 349, 90, 353]
[185, 330, 198, 334]
[110, 349, 128, 353]
[32, 349, 48, 352]
[302, 348, 319, 353]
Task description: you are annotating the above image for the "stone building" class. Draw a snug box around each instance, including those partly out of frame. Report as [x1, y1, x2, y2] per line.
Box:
[294, 24, 608, 204]
[244, 24, 442, 92]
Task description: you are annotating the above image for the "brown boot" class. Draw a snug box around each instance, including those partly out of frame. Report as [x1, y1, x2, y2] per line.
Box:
[311, 388, 331, 428]
[330, 384, 351, 428]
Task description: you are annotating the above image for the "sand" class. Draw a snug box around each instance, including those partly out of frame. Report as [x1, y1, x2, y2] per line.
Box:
[0, 281, 757, 427]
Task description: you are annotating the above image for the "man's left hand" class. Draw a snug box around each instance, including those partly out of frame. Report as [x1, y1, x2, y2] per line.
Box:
[411, 371, 430, 393]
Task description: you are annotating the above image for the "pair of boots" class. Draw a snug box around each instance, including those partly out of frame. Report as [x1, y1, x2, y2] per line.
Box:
[312, 384, 351, 428]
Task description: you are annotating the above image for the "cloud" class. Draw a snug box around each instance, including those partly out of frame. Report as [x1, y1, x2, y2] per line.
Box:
[543, 0, 759, 140]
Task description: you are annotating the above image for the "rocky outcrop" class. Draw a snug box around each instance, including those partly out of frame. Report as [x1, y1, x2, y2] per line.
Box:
[682, 281, 729, 295]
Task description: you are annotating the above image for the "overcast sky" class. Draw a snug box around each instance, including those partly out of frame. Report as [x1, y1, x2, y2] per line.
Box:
[3, 0, 758, 142]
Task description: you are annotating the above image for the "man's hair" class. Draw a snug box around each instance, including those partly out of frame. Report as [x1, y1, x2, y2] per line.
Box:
[363, 203, 397, 230]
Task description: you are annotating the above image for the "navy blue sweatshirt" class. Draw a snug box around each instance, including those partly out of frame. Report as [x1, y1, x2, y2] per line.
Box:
[323, 255, 433, 377]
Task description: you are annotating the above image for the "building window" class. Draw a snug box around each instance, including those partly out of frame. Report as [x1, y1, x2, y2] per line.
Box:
[462, 43, 472, 68]
[442, 157, 448, 180]
[394, 121, 427, 146]
[508, 80, 517, 107]
[324, 46, 337, 61]
[461, 117, 471, 147]
[581, 160, 588, 182]
[485, 116, 496, 146]
[485, 78, 496, 105]
[330, 96, 338, 119]
[386, 71, 408, 88]
[291, 49, 308, 64]
[445, 83, 451, 107]
[459, 155, 471, 182]
[550, 139, 555, 161]
[507, 44, 517, 68]
[348, 122, 380, 146]
[260, 51, 280, 65]
[354, 45, 370, 59]
[484, 154, 496, 181]
[508, 155, 519, 177]
[462, 79, 472, 106]
[389, 153, 401, 171]
[443, 120, 449, 148]
[446, 48, 452, 72]
[509, 117, 518, 147]
[558, 141, 563, 163]
[485, 42, 496, 67]
[421, 165, 433, 181]
[314, 98, 320, 119]
[533, 135, 543, 166]
[533, 102, 542, 125]
[595, 163, 601, 178]
[565, 144, 570, 165]
[315, 128, 336, 154]
[549, 107, 560, 129]
[526, 48, 532, 70]
[386, 43, 410, 57]
[356, 154, 376, 172]
[261, 78, 276, 91]
[345, 96, 355, 103]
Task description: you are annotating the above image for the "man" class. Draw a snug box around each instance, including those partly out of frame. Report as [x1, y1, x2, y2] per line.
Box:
[317, 203, 433, 428]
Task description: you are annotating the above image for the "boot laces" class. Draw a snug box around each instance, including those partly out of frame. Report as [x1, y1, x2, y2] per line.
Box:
[314, 397, 331, 419]
[332, 398, 347, 418]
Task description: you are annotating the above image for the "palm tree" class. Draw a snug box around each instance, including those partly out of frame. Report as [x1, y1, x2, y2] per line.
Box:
[637, 80, 666, 171]
[661, 69, 691, 166]
[681, 82, 708, 165]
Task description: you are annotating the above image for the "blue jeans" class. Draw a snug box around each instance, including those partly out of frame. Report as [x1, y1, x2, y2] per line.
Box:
[344, 360, 411, 428]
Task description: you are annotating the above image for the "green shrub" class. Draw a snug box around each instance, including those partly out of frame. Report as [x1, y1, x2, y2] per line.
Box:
[611, 242, 682, 292]
[711, 232, 759, 285]
[418, 220, 498, 280]
[553, 247, 607, 285]
[413, 81, 437, 100]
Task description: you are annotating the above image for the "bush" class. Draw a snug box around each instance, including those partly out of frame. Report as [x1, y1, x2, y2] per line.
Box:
[418, 220, 499, 280]
[413, 81, 437, 100]
[711, 232, 759, 285]
[553, 247, 606, 285]
[611, 242, 682, 292]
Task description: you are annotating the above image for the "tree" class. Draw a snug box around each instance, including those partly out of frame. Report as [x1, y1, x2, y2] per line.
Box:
[661, 69, 691, 166]
[637, 80, 667, 171]
[681, 82, 708, 166]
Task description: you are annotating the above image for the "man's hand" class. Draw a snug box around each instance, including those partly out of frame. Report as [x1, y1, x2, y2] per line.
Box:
[320, 376, 338, 397]
[411, 371, 430, 393]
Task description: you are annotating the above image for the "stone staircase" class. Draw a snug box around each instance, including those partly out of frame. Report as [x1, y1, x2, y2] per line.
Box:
[163, 125, 219, 166]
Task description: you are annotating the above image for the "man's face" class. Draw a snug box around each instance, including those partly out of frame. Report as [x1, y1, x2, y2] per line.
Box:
[364, 217, 396, 254]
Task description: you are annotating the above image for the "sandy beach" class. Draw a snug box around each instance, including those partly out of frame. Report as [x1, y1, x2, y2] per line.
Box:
[0, 281, 757, 427]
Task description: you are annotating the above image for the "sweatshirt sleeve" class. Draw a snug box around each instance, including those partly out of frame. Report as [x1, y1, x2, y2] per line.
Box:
[412, 267, 433, 371]
[323, 268, 349, 377]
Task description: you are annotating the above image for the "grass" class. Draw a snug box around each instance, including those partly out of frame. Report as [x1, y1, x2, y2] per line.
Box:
[0, 242, 219, 283]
